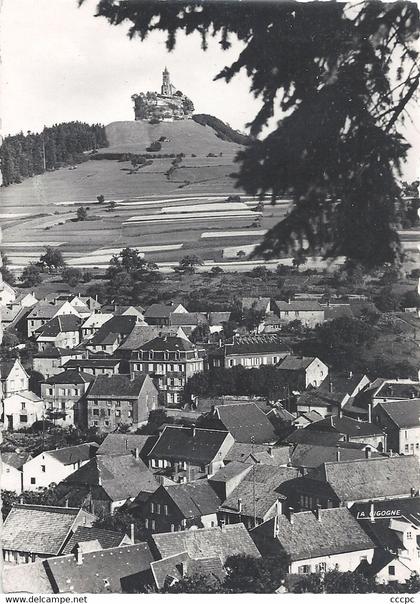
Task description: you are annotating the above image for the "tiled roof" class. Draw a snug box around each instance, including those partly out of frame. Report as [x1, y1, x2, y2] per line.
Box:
[294, 410, 324, 424]
[27, 303, 62, 320]
[88, 315, 138, 346]
[46, 442, 99, 465]
[251, 508, 374, 561]
[61, 526, 128, 555]
[81, 313, 113, 329]
[0, 360, 19, 379]
[86, 374, 149, 398]
[63, 454, 158, 501]
[224, 443, 290, 465]
[226, 335, 290, 356]
[215, 403, 278, 444]
[374, 381, 420, 400]
[165, 480, 222, 517]
[63, 358, 120, 370]
[274, 300, 324, 312]
[45, 369, 95, 385]
[151, 552, 224, 590]
[351, 496, 420, 529]
[318, 373, 368, 396]
[277, 355, 318, 371]
[97, 434, 156, 457]
[290, 444, 382, 469]
[209, 461, 253, 483]
[170, 312, 207, 326]
[149, 426, 231, 465]
[34, 346, 80, 359]
[307, 416, 385, 437]
[139, 335, 196, 352]
[1, 504, 91, 556]
[152, 523, 261, 563]
[313, 456, 420, 502]
[208, 312, 231, 325]
[296, 389, 345, 409]
[35, 315, 81, 337]
[285, 429, 344, 447]
[45, 543, 153, 593]
[145, 303, 181, 318]
[1, 451, 32, 470]
[118, 325, 182, 350]
[376, 399, 420, 428]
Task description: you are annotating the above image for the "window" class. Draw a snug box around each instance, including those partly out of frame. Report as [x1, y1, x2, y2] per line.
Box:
[150, 502, 155, 513]
[156, 504, 161, 514]
[389, 566, 396, 576]
[405, 444, 409, 453]
[93, 409, 99, 416]
[115, 410, 121, 417]
[21, 402, 26, 410]
[164, 505, 169, 516]
[104, 420, 110, 427]
[41, 465, 46, 473]
[405, 430, 408, 439]
[298, 565, 311, 574]
[128, 410, 132, 417]
[417, 443, 419, 449]
[94, 421, 98, 426]
[30, 477, 36, 485]
[407, 532, 412, 539]
[315, 562, 326, 573]
[151, 519, 156, 530]
[47, 388, 53, 396]
[107, 409, 111, 416]
[19, 415, 27, 423]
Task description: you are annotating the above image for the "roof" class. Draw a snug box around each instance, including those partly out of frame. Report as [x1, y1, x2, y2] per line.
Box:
[0, 359, 22, 380]
[1, 451, 32, 470]
[170, 312, 207, 326]
[63, 454, 158, 501]
[351, 496, 420, 529]
[1, 504, 91, 556]
[215, 403, 277, 444]
[285, 429, 344, 447]
[45, 543, 153, 593]
[251, 508, 374, 561]
[118, 325, 182, 351]
[165, 481, 222, 518]
[34, 346, 82, 359]
[88, 315, 138, 346]
[145, 303, 182, 319]
[149, 426, 231, 465]
[152, 523, 261, 563]
[376, 399, 420, 429]
[209, 461, 253, 483]
[86, 374, 150, 398]
[151, 552, 224, 590]
[275, 300, 324, 312]
[374, 381, 420, 400]
[312, 456, 420, 502]
[307, 416, 385, 437]
[140, 336, 196, 352]
[224, 443, 290, 465]
[63, 358, 120, 370]
[290, 444, 382, 469]
[27, 303, 62, 320]
[45, 369, 95, 385]
[318, 372, 368, 396]
[242, 297, 271, 313]
[278, 355, 320, 371]
[81, 313, 113, 329]
[296, 388, 346, 409]
[97, 434, 156, 457]
[225, 335, 290, 356]
[45, 442, 99, 466]
[209, 312, 231, 325]
[294, 410, 324, 424]
[3, 560, 53, 593]
[35, 315, 81, 338]
[61, 526, 128, 555]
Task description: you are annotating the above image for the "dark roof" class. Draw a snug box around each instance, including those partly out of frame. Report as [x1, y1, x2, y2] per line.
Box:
[27, 303, 61, 320]
[34, 346, 82, 359]
[307, 416, 385, 437]
[351, 496, 420, 530]
[86, 373, 150, 398]
[45, 543, 153, 593]
[278, 355, 319, 371]
[312, 456, 420, 502]
[145, 303, 181, 319]
[215, 403, 277, 444]
[170, 312, 207, 326]
[2, 505, 91, 556]
[63, 359, 120, 370]
[297, 388, 346, 409]
[151, 552, 224, 589]
[139, 336, 196, 352]
[209, 461, 253, 483]
[285, 429, 344, 446]
[45, 442, 98, 465]
[290, 443, 382, 469]
[165, 481, 222, 518]
[374, 381, 420, 400]
[318, 373, 368, 396]
[0, 359, 20, 379]
[118, 325, 181, 351]
[152, 523, 261, 563]
[251, 508, 374, 561]
[35, 315, 81, 337]
[63, 454, 158, 501]
[97, 434, 156, 457]
[149, 426, 231, 465]
[45, 369, 95, 385]
[61, 526, 128, 555]
[224, 443, 290, 465]
[376, 399, 420, 428]
[208, 312, 231, 325]
[225, 335, 290, 356]
[89, 315, 138, 346]
[275, 300, 324, 312]
[1, 451, 32, 470]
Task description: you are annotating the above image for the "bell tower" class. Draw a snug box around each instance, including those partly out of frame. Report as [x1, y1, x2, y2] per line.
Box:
[161, 66, 173, 96]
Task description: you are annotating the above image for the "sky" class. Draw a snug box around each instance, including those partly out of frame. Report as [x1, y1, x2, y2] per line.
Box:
[0, 0, 418, 180]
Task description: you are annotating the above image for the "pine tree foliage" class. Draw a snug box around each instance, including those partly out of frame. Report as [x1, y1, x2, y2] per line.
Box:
[82, 0, 419, 267]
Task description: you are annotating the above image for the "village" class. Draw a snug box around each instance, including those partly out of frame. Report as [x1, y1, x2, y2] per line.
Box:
[1, 258, 420, 594]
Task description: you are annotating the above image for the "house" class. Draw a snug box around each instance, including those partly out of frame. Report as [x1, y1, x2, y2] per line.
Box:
[202, 402, 278, 445]
[148, 425, 234, 482]
[273, 300, 325, 328]
[0, 281, 16, 306]
[22, 442, 99, 492]
[3, 390, 45, 431]
[363, 378, 420, 407]
[96, 433, 157, 458]
[351, 497, 420, 584]
[293, 410, 324, 429]
[223, 443, 290, 466]
[242, 297, 272, 316]
[144, 302, 188, 326]
[169, 312, 208, 336]
[41, 369, 95, 427]
[306, 416, 387, 450]
[151, 551, 225, 591]
[33, 346, 86, 380]
[86, 315, 140, 355]
[80, 313, 114, 341]
[207, 461, 253, 499]
[26, 301, 81, 338]
[218, 465, 299, 530]
[1, 451, 32, 493]
[294, 455, 420, 510]
[61, 525, 132, 555]
[34, 315, 81, 351]
[289, 443, 383, 473]
[13, 291, 38, 309]
[277, 356, 329, 389]
[142, 480, 222, 533]
[150, 522, 261, 564]
[58, 453, 158, 516]
[86, 374, 158, 432]
[1, 358, 29, 397]
[131, 335, 205, 407]
[373, 398, 420, 458]
[2, 504, 95, 564]
[43, 543, 154, 593]
[251, 507, 375, 575]
[214, 334, 290, 370]
[208, 311, 232, 334]
[117, 325, 187, 360]
[63, 357, 121, 376]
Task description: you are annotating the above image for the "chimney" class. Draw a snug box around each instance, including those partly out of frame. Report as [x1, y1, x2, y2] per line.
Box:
[338, 402, 342, 419]
[273, 514, 279, 538]
[336, 446, 341, 462]
[365, 447, 372, 459]
[64, 498, 69, 508]
[130, 523, 135, 543]
[368, 402, 372, 424]
[411, 487, 416, 498]
[75, 545, 83, 565]
[328, 375, 333, 393]
[238, 498, 242, 513]
[288, 507, 294, 525]
[348, 370, 353, 378]
[268, 446, 273, 458]
[315, 504, 322, 521]
[134, 447, 140, 460]
[19, 496, 24, 504]
[125, 438, 128, 450]
[192, 425, 196, 438]
[369, 501, 375, 523]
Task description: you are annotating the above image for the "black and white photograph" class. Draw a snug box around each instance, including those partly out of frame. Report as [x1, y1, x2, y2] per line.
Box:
[0, 0, 419, 595]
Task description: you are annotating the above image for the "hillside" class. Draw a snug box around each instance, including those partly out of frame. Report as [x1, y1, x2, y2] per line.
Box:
[104, 118, 242, 156]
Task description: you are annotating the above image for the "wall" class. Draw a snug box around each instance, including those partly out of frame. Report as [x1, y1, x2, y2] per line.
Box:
[22, 453, 88, 491]
[289, 548, 374, 574]
[1, 463, 23, 493]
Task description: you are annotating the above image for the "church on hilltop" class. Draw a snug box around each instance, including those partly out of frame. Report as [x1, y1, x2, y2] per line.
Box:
[131, 67, 194, 122]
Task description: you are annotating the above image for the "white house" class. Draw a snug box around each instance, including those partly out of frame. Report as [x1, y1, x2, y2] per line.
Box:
[26, 301, 81, 337]
[81, 313, 113, 341]
[1, 359, 29, 397]
[0, 282, 16, 306]
[1, 452, 32, 494]
[22, 442, 99, 492]
[277, 355, 329, 389]
[3, 391, 45, 431]
[373, 399, 420, 457]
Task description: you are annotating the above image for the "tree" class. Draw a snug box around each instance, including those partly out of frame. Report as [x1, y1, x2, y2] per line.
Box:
[97, 194, 105, 204]
[21, 263, 42, 287]
[236, 250, 247, 259]
[108, 200, 116, 211]
[85, 1, 420, 268]
[292, 250, 307, 271]
[62, 266, 83, 287]
[77, 206, 88, 221]
[293, 570, 377, 594]
[210, 266, 224, 276]
[93, 509, 148, 542]
[1, 252, 15, 285]
[39, 246, 65, 271]
[176, 255, 204, 274]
